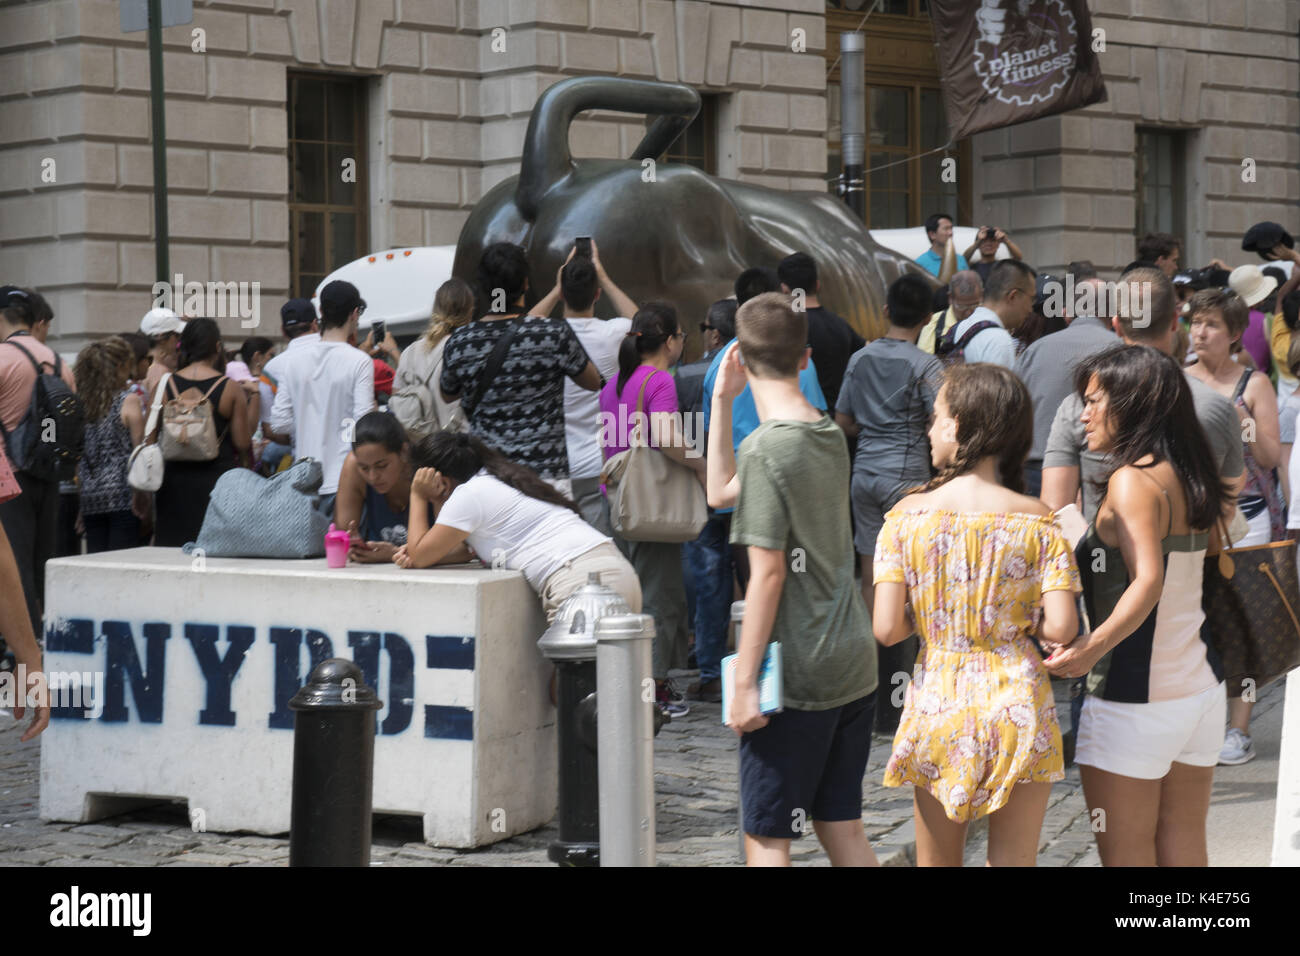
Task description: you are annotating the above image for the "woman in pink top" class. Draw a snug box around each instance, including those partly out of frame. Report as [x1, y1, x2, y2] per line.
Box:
[599, 303, 706, 718]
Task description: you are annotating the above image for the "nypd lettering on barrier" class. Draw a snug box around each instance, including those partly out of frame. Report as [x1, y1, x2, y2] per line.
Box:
[44, 618, 475, 739]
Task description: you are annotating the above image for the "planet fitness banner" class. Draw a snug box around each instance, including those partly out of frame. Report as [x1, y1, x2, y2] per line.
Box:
[930, 0, 1107, 140]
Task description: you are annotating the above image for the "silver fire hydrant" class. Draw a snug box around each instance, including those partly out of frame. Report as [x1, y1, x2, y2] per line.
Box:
[537, 573, 630, 866]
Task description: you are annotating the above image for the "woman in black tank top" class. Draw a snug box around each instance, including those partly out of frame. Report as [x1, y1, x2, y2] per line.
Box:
[1044, 345, 1231, 867]
[152, 319, 250, 547]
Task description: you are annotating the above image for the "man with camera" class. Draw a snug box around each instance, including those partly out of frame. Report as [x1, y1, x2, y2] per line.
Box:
[963, 225, 1025, 283]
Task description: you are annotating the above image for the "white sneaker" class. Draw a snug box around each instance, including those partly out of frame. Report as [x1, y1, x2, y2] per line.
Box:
[1218, 728, 1256, 765]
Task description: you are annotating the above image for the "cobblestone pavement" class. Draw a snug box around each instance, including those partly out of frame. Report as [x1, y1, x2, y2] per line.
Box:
[0, 677, 1283, 867]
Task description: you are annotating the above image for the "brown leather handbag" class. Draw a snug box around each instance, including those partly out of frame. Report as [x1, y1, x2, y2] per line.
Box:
[1201, 518, 1300, 691]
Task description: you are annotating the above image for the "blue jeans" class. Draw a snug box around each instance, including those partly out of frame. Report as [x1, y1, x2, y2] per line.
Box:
[682, 510, 733, 681]
[261, 440, 292, 474]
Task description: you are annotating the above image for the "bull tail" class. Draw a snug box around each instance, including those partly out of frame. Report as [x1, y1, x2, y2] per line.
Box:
[516, 77, 701, 220]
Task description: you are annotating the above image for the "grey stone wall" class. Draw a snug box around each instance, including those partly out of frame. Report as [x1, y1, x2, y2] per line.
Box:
[972, 0, 1300, 275]
[0, 0, 830, 347]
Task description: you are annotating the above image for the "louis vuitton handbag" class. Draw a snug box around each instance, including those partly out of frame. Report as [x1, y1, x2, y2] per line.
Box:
[1202, 517, 1300, 691]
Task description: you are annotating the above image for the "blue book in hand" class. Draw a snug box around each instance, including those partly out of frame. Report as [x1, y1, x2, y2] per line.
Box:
[721, 642, 783, 725]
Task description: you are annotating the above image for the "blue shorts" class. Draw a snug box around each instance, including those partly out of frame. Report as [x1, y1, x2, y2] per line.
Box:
[739, 692, 876, 839]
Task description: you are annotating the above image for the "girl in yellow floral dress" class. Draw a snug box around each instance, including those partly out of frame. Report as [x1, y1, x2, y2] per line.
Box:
[873, 364, 1081, 866]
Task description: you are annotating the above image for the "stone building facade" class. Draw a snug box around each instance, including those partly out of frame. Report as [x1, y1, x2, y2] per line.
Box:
[0, 0, 830, 349]
[970, 0, 1300, 277]
[0, 0, 1297, 351]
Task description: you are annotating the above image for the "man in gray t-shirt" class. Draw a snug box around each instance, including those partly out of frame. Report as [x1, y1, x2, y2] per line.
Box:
[1041, 268, 1245, 521]
[1014, 278, 1118, 496]
[836, 339, 942, 552]
[835, 276, 944, 558]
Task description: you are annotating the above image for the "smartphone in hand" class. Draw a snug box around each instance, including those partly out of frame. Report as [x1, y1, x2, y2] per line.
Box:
[371, 319, 386, 345]
[575, 236, 592, 258]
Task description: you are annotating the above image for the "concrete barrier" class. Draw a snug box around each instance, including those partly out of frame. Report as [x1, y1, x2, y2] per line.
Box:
[40, 548, 554, 848]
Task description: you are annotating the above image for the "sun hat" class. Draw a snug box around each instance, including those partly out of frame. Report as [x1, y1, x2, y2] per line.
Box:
[1228, 264, 1278, 308]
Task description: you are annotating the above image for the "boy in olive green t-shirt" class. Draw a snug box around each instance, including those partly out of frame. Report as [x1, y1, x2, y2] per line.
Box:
[707, 291, 879, 868]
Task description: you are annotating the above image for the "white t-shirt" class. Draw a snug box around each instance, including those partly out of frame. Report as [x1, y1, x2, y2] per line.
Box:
[436, 471, 609, 589]
[259, 332, 320, 437]
[1287, 392, 1300, 530]
[269, 338, 374, 494]
[564, 316, 631, 480]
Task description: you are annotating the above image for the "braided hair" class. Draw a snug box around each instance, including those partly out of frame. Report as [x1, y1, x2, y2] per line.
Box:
[916, 363, 1033, 494]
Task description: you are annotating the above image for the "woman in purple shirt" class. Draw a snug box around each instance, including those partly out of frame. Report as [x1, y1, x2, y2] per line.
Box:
[599, 303, 707, 718]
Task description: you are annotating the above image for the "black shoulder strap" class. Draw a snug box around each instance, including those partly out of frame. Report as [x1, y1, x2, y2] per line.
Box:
[1232, 368, 1252, 401]
[1, 337, 46, 375]
[956, 320, 999, 352]
[466, 318, 521, 412]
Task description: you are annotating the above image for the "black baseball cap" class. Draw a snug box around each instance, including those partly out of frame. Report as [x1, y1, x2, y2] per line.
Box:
[280, 298, 317, 331]
[318, 280, 365, 321]
[0, 286, 30, 309]
[1242, 221, 1295, 261]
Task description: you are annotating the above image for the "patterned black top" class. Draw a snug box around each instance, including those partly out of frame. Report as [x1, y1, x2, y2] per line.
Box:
[440, 316, 590, 479]
[78, 389, 133, 515]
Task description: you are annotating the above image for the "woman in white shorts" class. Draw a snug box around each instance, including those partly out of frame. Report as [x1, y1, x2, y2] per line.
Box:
[1044, 346, 1231, 866]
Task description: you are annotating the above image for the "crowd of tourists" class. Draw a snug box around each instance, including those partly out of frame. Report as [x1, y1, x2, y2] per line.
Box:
[2, 216, 1297, 867]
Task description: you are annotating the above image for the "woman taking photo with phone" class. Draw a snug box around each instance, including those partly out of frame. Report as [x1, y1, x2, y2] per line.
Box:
[1044, 345, 1229, 866]
[873, 363, 1080, 866]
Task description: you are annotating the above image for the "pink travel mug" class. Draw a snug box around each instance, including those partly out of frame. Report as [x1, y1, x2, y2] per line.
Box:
[324, 524, 350, 568]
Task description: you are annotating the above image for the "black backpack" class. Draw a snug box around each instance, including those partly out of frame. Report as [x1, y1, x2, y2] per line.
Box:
[935, 319, 1000, 367]
[0, 338, 85, 482]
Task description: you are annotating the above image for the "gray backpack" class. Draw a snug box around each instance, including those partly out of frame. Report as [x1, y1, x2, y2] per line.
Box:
[182, 458, 331, 557]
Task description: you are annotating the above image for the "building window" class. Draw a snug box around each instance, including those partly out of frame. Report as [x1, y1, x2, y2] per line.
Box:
[824, 8, 971, 228]
[827, 79, 966, 227]
[1136, 128, 1186, 243]
[288, 73, 368, 298]
[663, 94, 717, 174]
[827, 0, 927, 15]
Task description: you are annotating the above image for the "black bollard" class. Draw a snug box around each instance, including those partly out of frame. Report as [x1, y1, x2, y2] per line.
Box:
[288, 658, 383, 867]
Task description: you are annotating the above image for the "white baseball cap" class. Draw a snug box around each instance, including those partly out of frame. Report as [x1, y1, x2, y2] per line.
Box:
[140, 307, 186, 337]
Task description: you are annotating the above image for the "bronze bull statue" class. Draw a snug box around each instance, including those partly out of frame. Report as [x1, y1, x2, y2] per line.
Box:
[452, 76, 936, 353]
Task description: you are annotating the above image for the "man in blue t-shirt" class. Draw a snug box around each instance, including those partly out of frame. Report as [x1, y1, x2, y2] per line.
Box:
[914, 212, 968, 278]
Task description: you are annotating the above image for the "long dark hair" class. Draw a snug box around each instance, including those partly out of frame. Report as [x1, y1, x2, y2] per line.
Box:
[239, 336, 273, 364]
[1074, 345, 1228, 530]
[352, 411, 407, 452]
[919, 363, 1033, 493]
[179, 317, 222, 369]
[414, 431, 581, 516]
[617, 302, 678, 394]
